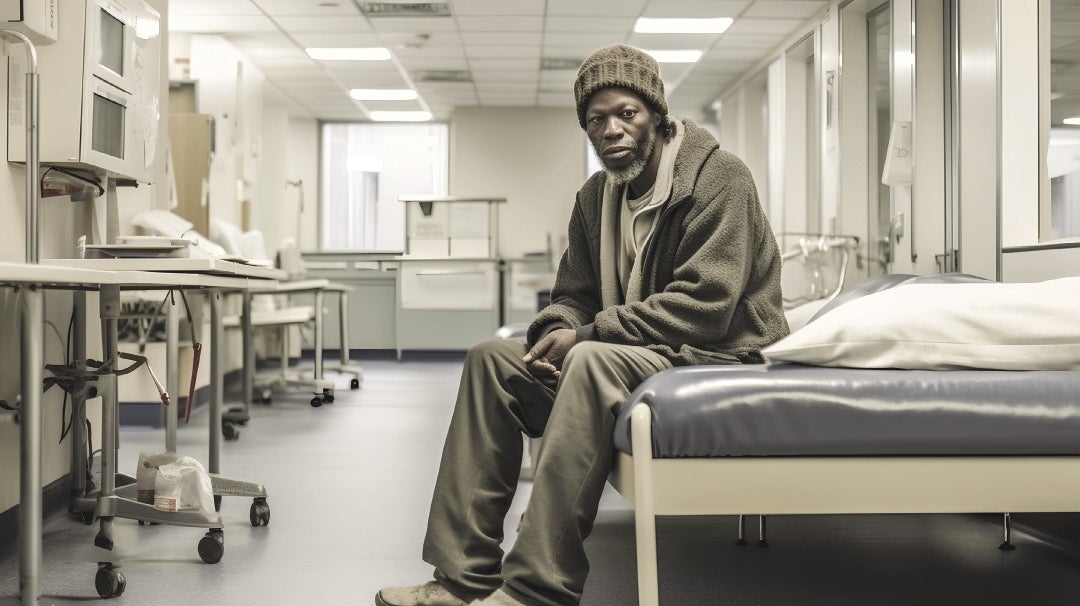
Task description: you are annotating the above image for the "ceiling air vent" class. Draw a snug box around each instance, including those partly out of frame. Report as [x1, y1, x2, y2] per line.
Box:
[415, 70, 472, 83]
[541, 58, 581, 71]
[355, 2, 451, 17]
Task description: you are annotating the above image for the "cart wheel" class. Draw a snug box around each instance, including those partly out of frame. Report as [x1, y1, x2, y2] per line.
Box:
[350, 378, 360, 389]
[310, 396, 323, 407]
[198, 530, 224, 564]
[249, 498, 270, 527]
[325, 394, 335, 403]
[222, 422, 240, 441]
[95, 563, 125, 598]
[81, 511, 95, 525]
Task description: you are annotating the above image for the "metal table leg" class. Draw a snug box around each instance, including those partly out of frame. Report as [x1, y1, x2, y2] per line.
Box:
[19, 286, 43, 606]
[208, 289, 268, 505]
[94, 285, 120, 552]
[165, 293, 179, 453]
[313, 289, 324, 381]
[242, 291, 253, 409]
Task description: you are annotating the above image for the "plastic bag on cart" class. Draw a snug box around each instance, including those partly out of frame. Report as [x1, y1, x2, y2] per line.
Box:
[136, 451, 178, 504]
[152, 456, 214, 514]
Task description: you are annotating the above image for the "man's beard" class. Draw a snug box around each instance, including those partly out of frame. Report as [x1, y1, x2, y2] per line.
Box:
[596, 128, 657, 187]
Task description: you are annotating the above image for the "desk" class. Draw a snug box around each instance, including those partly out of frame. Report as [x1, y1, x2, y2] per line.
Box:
[0, 261, 122, 606]
[41, 258, 278, 599]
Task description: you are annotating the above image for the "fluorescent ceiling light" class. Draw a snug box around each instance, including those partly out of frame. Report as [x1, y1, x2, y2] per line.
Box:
[306, 47, 391, 61]
[370, 111, 433, 122]
[644, 50, 703, 64]
[1064, 117, 1080, 126]
[350, 88, 418, 101]
[635, 18, 733, 34]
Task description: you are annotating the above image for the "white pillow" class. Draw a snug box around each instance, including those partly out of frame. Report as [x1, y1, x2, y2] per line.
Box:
[784, 298, 831, 333]
[210, 218, 244, 257]
[762, 277, 1080, 370]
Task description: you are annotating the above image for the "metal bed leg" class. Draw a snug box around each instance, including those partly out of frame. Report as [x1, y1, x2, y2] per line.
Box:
[735, 515, 748, 546]
[999, 512, 1017, 550]
[757, 514, 769, 548]
[19, 286, 43, 606]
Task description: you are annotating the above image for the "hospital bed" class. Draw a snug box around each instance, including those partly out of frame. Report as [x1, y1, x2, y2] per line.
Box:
[608, 273, 1080, 605]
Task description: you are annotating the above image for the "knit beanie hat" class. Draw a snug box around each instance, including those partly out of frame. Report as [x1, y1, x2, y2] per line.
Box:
[574, 44, 668, 129]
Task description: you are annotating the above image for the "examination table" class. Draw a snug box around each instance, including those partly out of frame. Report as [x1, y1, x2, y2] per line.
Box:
[608, 274, 1080, 605]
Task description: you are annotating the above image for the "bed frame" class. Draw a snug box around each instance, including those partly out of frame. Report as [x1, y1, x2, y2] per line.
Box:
[610, 403, 1080, 606]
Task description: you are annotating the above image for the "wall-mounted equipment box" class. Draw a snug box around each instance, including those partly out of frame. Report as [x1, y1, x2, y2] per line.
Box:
[7, 0, 162, 181]
[0, 0, 58, 44]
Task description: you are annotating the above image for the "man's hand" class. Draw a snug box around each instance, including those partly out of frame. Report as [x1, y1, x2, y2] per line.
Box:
[522, 328, 577, 381]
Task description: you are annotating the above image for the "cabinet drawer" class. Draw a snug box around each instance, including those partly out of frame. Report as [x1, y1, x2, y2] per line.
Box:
[399, 261, 497, 310]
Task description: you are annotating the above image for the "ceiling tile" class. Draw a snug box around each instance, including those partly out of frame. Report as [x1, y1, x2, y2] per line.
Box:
[543, 32, 624, 47]
[169, 0, 261, 17]
[468, 58, 539, 71]
[544, 16, 635, 32]
[461, 32, 542, 46]
[274, 16, 373, 33]
[400, 57, 471, 71]
[368, 17, 458, 33]
[464, 46, 540, 59]
[625, 33, 717, 50]
[252, 0, 361, 16]
[456, 16, 544, 32]
[168, 0, 821, 120]
[170, 15, 278, 33]
[726, 18, 807, 35]
[291, 32, 384, 47]
[451, 0, 545, 16]
[640, 0, 749, 18]
[546, 0, 648, 17]
[743, 1, 827, 20]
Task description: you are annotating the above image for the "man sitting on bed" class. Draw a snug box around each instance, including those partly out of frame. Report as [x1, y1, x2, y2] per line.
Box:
[377, 43, 789, 606]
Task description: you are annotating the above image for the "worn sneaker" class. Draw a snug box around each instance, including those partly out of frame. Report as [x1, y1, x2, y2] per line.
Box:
[375, 581, 470, 606]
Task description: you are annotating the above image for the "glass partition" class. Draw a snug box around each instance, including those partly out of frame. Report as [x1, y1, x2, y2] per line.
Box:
[1042, 0, 1080, 239]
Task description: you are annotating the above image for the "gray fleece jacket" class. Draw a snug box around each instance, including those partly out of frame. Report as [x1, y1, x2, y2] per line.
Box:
[526, 120, 789, 366]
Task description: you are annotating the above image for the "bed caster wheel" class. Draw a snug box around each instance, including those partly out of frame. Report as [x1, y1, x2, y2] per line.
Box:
[734, 538, 748, 546]
[250, 498, 270, 527]
[222, 422, 240, 441]
[310, 396, 323, 407]
[81, 511, 95, 525]
[198, 529, 224, 564]
[324, 394, 335, 403]
[350, 378, 360, 389]
[95, 562, 126, 598]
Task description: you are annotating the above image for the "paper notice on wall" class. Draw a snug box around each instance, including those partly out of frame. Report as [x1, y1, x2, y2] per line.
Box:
[882, 121, 912, 186]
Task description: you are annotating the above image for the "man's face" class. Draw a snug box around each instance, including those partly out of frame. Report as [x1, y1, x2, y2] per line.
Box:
[584, 87, 659, 186]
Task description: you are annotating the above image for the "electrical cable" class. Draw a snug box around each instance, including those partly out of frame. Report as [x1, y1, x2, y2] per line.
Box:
[177, 289, 202, 423]
[40, 166, 105, 196]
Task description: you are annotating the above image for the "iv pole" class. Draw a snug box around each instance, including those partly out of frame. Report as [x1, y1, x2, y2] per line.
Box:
[1, 28, 42, 606]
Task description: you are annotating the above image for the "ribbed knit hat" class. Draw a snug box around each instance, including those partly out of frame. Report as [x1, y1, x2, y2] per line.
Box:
[574, 44, 668, 129]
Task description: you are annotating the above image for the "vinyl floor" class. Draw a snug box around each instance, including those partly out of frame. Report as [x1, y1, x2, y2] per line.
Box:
[2, 357, 1080, 605]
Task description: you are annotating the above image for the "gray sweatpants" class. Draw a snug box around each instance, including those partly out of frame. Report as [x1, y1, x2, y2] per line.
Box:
[422, 338, 672, 606]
